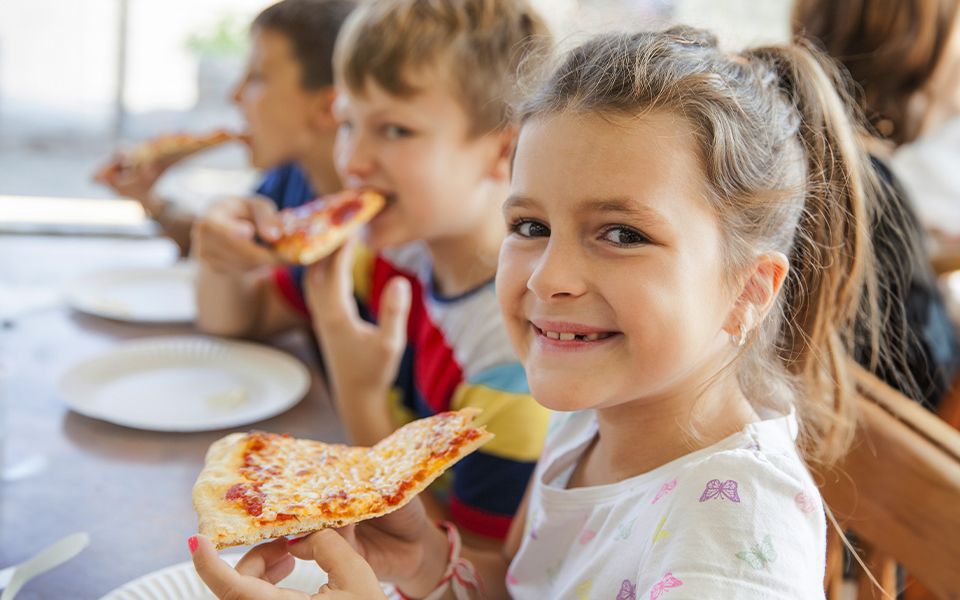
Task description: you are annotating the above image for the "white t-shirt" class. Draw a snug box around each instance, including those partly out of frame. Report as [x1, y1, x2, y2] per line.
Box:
[506, 409, 826, 599]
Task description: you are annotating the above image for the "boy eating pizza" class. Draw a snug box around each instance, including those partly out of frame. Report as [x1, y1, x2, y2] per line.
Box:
[192, 0, 554, 548]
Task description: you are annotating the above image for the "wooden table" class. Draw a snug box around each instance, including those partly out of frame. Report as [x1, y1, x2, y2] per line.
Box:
[0, 235, 345, 599]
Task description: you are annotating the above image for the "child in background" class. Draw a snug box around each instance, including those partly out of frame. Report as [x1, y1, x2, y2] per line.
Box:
[95, 0, 355, 256]
[794, 0, 960, 409]
[192, 26, 906, 599]
[193, 0, 553, 547]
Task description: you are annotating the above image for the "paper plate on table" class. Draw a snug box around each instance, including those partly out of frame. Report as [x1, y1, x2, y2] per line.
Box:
[66, 263, 197, 323]
[59, 336, 310, 432]
[99, 553, 401, 599]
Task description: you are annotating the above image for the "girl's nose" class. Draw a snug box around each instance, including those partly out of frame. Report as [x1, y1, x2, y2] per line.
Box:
[526, 239, 588, 301]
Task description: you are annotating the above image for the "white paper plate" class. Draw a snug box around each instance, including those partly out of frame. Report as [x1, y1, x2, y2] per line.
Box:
[100, 553, 401, 599]
[59, 336, 310, 431]
[66, 263, 197, 323]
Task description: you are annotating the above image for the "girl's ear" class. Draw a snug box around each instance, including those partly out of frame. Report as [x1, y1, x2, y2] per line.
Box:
[722, 251, 789, 338]
[487, 125, 519, 182]
[309, 86, 339, 132]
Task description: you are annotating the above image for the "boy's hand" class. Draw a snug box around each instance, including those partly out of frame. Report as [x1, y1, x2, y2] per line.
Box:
[193, 196, 284, 276]
[305, 239, 411, 394]
[93, 155, 176, 215]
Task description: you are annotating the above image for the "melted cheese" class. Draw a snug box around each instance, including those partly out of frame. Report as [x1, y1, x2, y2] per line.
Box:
[235, 411, 480, 523]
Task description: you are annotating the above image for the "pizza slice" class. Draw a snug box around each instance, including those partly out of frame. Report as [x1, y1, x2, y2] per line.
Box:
[121, 129, 238, 171]
[273, 189, 385, 265]
[193, 408, 493, 549]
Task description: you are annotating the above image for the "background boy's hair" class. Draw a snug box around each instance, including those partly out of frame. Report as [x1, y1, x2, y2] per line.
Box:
[253, 0, 358, 90]
[333, 0, 552, 136]
[518, 26, 919, 466]
[793, 0, 960, 145]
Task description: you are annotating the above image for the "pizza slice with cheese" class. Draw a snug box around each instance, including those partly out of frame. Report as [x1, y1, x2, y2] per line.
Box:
[122, 129, 238, 171]
[193, 408, 492, 549]
[273, 189, 385, 265]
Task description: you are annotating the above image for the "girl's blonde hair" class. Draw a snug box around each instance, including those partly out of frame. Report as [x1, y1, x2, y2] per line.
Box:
[519, 27, 892, 466]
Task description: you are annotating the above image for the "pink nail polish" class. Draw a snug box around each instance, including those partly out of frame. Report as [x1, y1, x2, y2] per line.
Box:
[287, 536, 305, 546]
[188, 536, 199, 555]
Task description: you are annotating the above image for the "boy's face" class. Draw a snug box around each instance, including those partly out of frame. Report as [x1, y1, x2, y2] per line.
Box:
[232, 28, 329, 169]
[332, 71, 507, 251]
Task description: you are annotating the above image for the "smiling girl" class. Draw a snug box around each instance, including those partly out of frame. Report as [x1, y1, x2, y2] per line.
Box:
[191, 25, 895, 600]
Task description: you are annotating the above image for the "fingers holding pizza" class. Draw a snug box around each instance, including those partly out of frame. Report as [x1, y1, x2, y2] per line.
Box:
[193, 188, 384, 276]
[191, 410, 492, 598]
[288, 529, 392, 598]
[191, 532, 386, 599]
[191, 535, 296, 598]
[192, 196, 284, 275]
[94, 129, 238, 210]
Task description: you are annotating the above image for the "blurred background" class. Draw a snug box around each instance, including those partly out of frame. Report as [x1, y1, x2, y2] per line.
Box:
[0, 0, 791, 212]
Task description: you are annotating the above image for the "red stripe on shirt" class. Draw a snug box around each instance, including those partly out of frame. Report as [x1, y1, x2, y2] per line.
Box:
[272, 267, 309, 315]
[450, 494, 514, 540]
[370, 257, 463, 414]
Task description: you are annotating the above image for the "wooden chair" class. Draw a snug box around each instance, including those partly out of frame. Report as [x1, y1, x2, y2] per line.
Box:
[816, 362, 960, 599]
[936, 371, 960, 431]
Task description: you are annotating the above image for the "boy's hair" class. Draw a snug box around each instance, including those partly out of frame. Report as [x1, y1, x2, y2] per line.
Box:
[793, 0, 960, 145]
[334, 0, 551, 136]
[253, 0, 357, 90]
[519, 27, 914, 467]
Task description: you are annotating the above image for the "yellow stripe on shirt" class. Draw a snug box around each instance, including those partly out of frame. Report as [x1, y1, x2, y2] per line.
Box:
[351, 243, 376, 305]
[450, 383, 549, 463]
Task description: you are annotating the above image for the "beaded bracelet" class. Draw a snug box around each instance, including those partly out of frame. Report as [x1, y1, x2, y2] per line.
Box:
[396, 521, 485, 600]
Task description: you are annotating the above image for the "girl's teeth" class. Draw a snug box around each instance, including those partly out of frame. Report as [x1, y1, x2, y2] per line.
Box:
[542, 329, 610, 341]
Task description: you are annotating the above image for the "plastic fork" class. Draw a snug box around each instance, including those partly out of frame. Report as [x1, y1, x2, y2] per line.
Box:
[0, 532, 89, 599]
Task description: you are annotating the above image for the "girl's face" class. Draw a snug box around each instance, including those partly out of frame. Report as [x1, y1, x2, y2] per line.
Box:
[497, 111, 738, 412]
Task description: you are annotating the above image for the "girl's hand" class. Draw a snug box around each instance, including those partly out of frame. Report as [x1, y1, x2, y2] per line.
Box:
[305, 240, 412, 394]
[191, 533, 386, 599]
[191, 499, 449, 599]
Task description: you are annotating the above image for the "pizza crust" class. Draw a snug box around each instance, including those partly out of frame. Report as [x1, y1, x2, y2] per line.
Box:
[193, 409, 493, 549]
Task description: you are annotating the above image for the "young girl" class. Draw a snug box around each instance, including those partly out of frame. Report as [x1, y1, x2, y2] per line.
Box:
[190, 26, 893, 599]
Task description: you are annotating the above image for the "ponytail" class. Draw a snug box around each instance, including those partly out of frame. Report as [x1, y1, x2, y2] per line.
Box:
[744, 42, 882, 465]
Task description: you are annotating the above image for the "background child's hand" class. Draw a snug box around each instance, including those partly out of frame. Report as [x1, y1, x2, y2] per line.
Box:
[305, 239, 411, 395]
[190, 532, 387, 599]
[93, 154, 177, 215]
[192, 196, 283, 275]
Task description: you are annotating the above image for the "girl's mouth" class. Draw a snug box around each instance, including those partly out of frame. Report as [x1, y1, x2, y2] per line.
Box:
[530, 322, 621, 348]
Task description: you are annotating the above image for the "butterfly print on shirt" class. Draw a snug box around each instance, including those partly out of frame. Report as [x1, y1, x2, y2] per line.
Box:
[698, 479, 741, 502]
[616, 579, 636, 600]
[649, 572, 683, 599]
[736, 534, 777, 570]
[652, 478, 677, 504]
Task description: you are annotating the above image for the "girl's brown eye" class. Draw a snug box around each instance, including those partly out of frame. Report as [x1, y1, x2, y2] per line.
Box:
[511, 220, 549, 238]
[601, 226, 648, 246]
